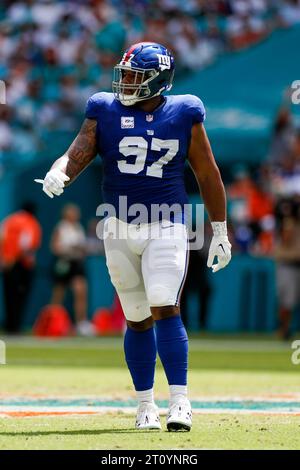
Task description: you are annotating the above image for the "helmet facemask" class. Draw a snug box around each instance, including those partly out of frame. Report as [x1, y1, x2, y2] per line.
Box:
[112, 65, 160, 106]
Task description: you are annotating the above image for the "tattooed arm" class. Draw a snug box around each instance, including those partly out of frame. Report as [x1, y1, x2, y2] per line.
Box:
[51, 118, 97, 184]
[35, 118, 97, 198]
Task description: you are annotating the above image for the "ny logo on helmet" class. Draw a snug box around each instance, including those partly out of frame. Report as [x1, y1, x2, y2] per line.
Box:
[120, 53, 135, 67]
[157, 54, 171, 71]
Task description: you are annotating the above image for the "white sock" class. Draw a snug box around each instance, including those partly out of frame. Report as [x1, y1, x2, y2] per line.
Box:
[169, 385, 188, 404]
[136, 388, 154, 405]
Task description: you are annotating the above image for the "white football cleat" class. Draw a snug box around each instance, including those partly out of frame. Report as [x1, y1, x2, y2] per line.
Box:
[135, 402, 162, 430]
[76, 320, 96, 337]
[167, 398, 192, 432]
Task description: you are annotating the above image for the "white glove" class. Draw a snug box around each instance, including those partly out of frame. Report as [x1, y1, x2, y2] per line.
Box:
[207, 221, 232, 273]
[34, 168, 70, 198]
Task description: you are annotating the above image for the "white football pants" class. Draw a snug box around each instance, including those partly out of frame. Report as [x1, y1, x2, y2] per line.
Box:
[103, 217, 189, 322]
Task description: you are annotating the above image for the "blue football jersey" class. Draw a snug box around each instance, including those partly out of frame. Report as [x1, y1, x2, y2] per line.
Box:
[85, 92, 205, 222]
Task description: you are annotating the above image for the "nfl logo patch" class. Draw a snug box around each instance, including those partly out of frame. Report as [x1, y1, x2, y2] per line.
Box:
[121, 116, 134, 129]
[146, 114, 153, 122]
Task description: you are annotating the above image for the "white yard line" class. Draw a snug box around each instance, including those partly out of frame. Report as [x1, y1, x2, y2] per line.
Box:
[0, 406, 299, 417]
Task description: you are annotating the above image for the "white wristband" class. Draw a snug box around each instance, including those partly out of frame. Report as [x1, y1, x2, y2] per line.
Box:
[211, 221, 227, 237]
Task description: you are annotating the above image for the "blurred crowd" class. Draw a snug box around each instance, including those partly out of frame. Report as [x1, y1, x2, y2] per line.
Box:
[226, 96, 300, 338]
[1, 0, 300, 166]
[227, 96, 300, 257]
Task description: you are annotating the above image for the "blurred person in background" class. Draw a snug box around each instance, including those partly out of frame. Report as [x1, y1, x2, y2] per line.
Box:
[273, 212, 300, 340]
[271, 110, 300, 337]
[271, 153, 300, 199]
[227, 164, 274, 254]
[180, 248, 212, 332]
[0, 106, 13, 171]
[268, 104, 297, 167]
[0, 107, 12, 152]
[50, 203, 95, 336]
[292, 128, 300, 161]
[0, 202, 41, 333]
[180, 214, 212, 331]
[267, 85, 300, 175]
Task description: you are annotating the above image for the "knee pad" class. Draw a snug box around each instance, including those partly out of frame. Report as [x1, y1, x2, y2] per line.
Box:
[120, 291, 152, 322]
[106, 250, 140, 290]
[147, 284, 171, 306]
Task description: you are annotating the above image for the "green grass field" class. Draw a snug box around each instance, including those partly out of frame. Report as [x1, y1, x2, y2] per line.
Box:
[0, 335, 300, 450]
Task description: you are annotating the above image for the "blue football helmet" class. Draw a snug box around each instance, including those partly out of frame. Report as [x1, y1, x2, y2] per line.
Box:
[112, 42, 175, 106]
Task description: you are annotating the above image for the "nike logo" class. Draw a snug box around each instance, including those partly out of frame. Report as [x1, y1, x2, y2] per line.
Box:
[219, 244, 226, 254]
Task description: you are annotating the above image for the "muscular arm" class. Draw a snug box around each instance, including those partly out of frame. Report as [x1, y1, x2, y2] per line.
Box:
[188, 122, 226, 222]
[51, 118, 97, 184]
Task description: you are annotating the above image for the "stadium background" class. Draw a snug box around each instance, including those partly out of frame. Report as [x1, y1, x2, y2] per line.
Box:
[0, 0, 300, 334]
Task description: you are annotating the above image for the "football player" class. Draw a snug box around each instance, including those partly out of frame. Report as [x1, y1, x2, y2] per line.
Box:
[35, 42, 231, 431]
